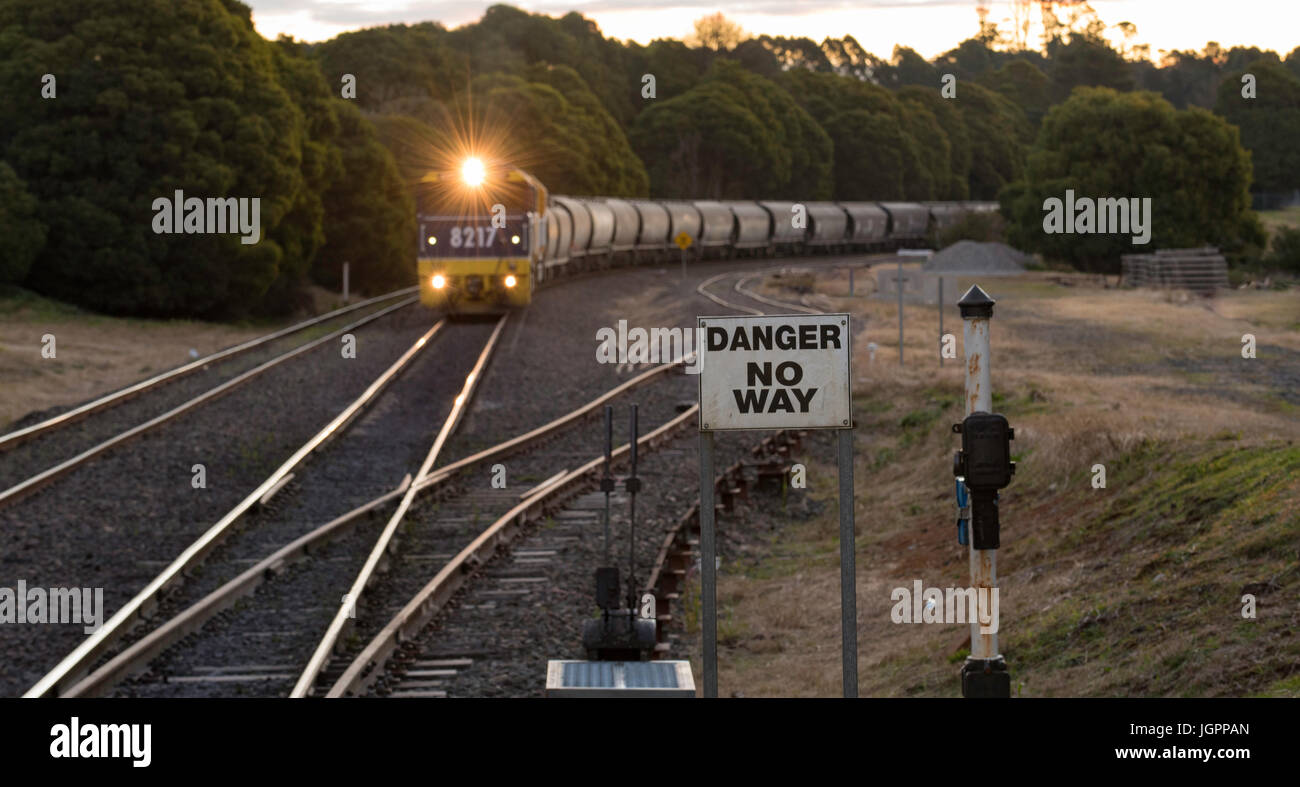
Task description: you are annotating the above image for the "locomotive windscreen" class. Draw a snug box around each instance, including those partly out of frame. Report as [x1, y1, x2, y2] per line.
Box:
[419, 216, 529, 258]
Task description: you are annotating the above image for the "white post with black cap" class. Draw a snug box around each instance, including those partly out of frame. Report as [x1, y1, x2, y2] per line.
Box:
[956, 284, 1012, 697]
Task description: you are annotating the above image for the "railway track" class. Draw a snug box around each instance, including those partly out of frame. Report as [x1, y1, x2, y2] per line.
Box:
[326, 401, 700, 697]
[0, 291, 418, 508]
[17, 252, 860, 699]
[34, 339, 694, 697]
[24, 315, 453, 697]
[0, 287, 416, 454]
[696, 254, 891, 316]
[322, 263, 841, 698]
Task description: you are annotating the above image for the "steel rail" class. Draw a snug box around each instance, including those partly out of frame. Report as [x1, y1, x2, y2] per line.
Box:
[0, 297, 418, 511]
[0, 287, 417, 452]
[59, 475, 414, 698]
[410, 353, 692, 494]
[290, 314, 509, 697]
[325, 403, 700, 698]
[24, 317, 446, 698]
[734, 271, 823, 314]
[55, 345, 691, 698]
[696, 272, 764, 316]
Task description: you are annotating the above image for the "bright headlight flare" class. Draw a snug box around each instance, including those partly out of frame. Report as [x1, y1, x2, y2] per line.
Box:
[431, 274, 446, 289]
[427, 236, 437, 246]
[461, 157, 485, 187]
[510, 234, 521, 245]
[503, 275, 517, 288]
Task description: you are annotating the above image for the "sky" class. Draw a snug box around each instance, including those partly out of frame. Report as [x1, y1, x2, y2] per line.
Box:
[246, 0, 1298, 60]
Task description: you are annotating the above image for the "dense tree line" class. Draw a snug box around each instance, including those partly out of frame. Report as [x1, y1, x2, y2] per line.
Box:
[0, 0, 411, 317]
[1, 1, 1293, 317]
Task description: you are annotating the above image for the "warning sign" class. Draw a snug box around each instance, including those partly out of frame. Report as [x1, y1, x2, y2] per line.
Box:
[697, 313, 852, 431]
[674, 231, 693, 250]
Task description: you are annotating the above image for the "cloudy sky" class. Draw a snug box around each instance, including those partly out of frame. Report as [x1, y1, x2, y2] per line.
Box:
[246, 0, 1296, 59]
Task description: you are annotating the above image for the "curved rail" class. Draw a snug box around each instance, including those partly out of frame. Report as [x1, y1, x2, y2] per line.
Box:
[59, 475, 413, 698]
[24, 317, 446, 698]
[734, 270, 822, 314]
[0, 297, 418, 511]
[0, 287, 417, 452]
[325, 403, 701, 697]
[51, 345, 693, 698]
[290, 314, 510, 697]
[696, 271, 764, 316]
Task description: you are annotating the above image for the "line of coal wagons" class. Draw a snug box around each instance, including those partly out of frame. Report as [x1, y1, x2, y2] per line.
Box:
[537, 198, 998, 278]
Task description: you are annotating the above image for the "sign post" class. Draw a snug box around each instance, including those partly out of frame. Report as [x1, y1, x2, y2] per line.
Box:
[697, 313, 856, 697]
[675, 231, 692, 279]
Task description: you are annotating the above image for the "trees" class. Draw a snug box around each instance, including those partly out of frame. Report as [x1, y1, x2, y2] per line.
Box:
[471, 67, 648, 197]
[0, 0, 309, 317]
[979, 59, 1052, 128]
[630, 62, 830, 199]
[1045, 32, 1134, 102]
[898, 87, 972, 200]
[0, 0, 417, 316]
[0, 163, 44, 284]
[314, 101, 414, 295]
[956, 83, 1031, 199]
[687, 13, 747, 52]
[779, 70, 958, 201]
[1214, 60, 1300, 194]
[1001, 88, 1263, 272]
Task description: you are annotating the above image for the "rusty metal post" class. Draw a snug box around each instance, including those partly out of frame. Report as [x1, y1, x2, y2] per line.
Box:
[957, 284, 1008, 697]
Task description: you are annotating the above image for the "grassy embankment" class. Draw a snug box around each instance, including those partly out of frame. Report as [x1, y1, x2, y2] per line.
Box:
[684, 268, 1299, 697]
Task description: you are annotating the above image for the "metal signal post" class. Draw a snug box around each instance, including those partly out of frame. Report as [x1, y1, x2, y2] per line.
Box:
[954, 285, 1015, 698]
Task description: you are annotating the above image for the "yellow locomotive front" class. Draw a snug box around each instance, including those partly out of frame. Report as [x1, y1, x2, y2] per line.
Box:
[418, 159, 547, 313]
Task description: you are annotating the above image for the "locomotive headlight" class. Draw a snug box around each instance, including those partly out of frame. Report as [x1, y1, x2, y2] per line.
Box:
[461, 157, 485, 187]
[504, 275, 517, 288]
[427, 236, 437, 246]
[510, 234, 520, 245]
[432, 274, 446, 289]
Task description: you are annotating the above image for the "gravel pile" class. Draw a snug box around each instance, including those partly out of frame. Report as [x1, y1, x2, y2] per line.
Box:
[923, 241, 1031, 275]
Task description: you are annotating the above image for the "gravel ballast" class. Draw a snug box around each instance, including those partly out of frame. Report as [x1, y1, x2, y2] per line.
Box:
[0, 305, 437, 696]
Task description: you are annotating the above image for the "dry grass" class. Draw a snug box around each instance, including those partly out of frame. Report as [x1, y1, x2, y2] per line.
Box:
[0, 286, 341, 430]
[690, 267, 1300, 697]
[1258, 206, 1300, 240]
